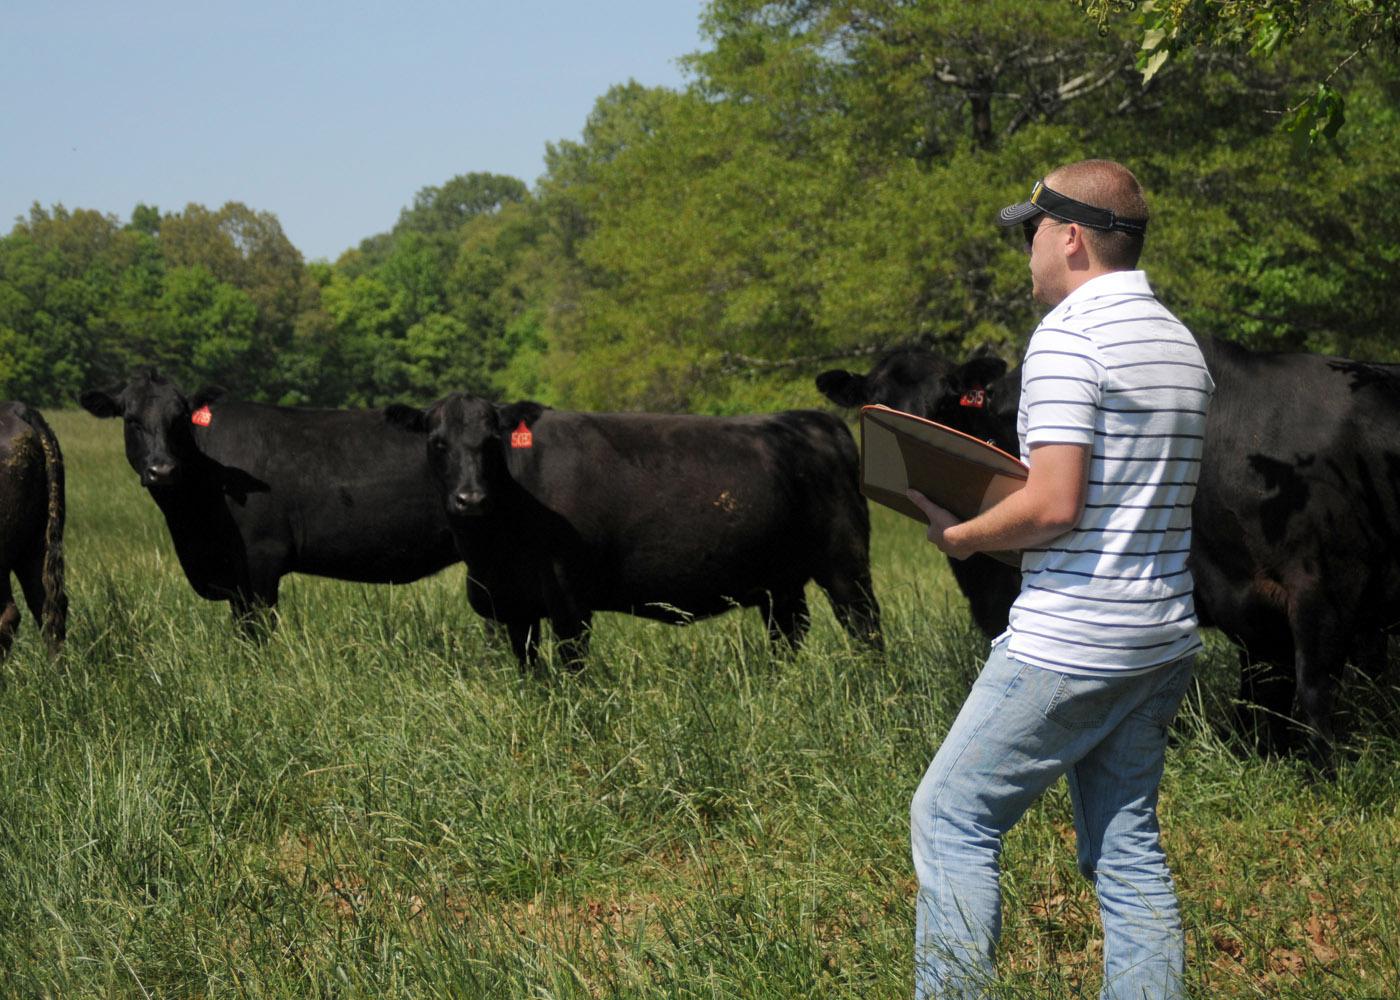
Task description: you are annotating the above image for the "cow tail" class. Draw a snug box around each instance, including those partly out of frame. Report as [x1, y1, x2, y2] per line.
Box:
[20, 406, 66, 651]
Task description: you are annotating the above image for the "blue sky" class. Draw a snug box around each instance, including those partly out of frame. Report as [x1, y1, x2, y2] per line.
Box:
[1, 1, 705, 261]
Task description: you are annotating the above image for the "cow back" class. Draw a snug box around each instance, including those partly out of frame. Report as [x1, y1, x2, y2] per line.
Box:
[464, 408, 868, 616]
[180, 402, 457, 584]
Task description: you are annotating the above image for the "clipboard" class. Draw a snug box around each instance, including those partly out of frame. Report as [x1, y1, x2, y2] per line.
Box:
[859, 404, 1027, 567]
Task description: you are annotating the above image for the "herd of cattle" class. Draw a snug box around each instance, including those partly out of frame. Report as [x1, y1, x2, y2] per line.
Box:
[2, 331, 1398, 763]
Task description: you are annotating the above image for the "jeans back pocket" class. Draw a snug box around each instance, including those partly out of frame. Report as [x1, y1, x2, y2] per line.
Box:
[1042, 673, 1120, 731]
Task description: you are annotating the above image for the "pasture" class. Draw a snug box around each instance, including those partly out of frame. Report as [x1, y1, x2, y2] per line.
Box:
[1, 411, 1397, 999]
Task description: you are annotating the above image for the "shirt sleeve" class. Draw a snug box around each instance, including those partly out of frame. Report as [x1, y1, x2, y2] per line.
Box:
[1020, 328, 1102, 447]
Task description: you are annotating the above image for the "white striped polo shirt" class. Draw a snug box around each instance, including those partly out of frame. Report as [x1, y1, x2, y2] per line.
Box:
[1003, 269, 1215, 676]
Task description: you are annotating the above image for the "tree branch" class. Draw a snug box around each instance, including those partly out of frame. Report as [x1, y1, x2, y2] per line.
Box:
[707, 343, 888, 375]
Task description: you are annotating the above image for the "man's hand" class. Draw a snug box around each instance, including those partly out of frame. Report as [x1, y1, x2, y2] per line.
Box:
[906, 489, 975, 560]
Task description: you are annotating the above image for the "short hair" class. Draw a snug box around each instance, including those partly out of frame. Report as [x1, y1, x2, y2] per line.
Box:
[1045, 159, 1148, 269]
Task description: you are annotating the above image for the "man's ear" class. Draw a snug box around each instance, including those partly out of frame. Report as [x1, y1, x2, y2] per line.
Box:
[384, 403, 429, 433]
[496, 401, 547, 433]
[190, 385, 227, 410]
[815, 369, 869, 408]
[79, 388, 123, 418]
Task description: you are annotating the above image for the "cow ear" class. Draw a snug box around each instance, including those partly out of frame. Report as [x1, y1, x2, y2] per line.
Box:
[190, 385, 226, 410]
[79, 388, 122, 418]
[967, 341, 1000, 360]
[384, 403, 429, 433]
[815, 369, 868, 408]
[496, 401, 546, 433]
[951, 356, 1008, 391]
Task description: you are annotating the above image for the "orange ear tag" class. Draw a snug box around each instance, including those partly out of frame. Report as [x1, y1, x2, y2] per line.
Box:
[510, 421, 533, 449]
[191, 405, 213, 427]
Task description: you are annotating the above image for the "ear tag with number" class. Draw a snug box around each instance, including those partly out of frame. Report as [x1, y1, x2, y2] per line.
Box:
[959, 388, 986, 409]
[510, 421, 533, 449]
[191, 405, 213, 427]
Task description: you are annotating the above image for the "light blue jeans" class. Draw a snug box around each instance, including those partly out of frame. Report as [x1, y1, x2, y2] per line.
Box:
[911, 640, 1194, 1000]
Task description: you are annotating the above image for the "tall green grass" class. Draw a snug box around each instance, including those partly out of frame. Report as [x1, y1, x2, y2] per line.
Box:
[0, 411, 1395, 998]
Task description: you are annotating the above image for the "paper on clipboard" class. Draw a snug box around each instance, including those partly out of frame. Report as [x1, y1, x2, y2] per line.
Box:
[858, 404, 1028, 567]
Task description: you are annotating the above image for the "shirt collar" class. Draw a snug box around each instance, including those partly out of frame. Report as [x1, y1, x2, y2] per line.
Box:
[1048, 269, 1154, 319]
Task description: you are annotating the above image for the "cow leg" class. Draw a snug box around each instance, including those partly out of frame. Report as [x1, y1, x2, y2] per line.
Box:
[819, 568, 884, 651]
[482, 618, 509, 648]
[0, 575, 19, 662]
[1288, 588, 1348, 769]
[231, 595, 273, 640]
[1235, 651, 1295, 756]
[1350, 629, 1392, 683]
[16, 550, 64, 656]
[948, 554, 1019, 639]
[230, 574, 280, 640]
[763, 589, 810, 652]
[551, 611, 592, 672]
[506, 620, 541, 670]
[538, 561, 592, 670]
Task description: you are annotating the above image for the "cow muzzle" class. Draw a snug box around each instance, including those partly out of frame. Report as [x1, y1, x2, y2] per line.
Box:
[448, 490, 489, 516]
[141, 462, 178, 487]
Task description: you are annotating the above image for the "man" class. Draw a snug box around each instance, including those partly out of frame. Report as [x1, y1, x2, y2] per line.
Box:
[905, 159, 1213, 999]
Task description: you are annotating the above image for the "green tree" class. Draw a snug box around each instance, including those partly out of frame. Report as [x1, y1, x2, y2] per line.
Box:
[395, 172, 530, 238]
[158, 202, 315, 390]
[147, 266, 260, 388]
[329, 173, 546, 406]
[524, 0, 1400, 414]
[0, 205, 155, 404]
[318, 269, 406, 406]
[1077, 0, 1400, 147]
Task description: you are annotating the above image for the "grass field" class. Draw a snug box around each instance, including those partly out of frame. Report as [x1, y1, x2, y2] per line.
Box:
[1, 411, 1397, 998]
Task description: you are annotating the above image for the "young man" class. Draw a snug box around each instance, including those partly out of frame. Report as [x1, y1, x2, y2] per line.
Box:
[905, 159, 1214, 999]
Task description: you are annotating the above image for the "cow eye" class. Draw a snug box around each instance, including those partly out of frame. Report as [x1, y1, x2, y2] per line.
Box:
[429, 438, 447, 453]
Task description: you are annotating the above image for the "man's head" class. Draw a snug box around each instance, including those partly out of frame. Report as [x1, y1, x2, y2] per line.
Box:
[997, 159, 1149, 305]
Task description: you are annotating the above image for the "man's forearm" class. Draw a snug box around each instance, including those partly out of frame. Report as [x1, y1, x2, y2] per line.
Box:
[908, 442, 1090, 560]
[942, 487, 1079, 556]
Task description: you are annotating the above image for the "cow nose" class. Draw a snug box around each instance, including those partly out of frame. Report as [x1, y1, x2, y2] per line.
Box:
[142, 462, 176, 486]
[450, 490, 486, 514]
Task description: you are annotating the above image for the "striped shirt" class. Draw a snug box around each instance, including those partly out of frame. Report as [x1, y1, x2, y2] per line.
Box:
[1003, 269, 1215, 676]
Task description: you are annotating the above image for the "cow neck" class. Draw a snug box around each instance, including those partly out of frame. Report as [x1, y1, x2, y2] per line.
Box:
[453, 476, 554, 557]
[984, 371, 1021, 453]
[146, 446, 223, 518]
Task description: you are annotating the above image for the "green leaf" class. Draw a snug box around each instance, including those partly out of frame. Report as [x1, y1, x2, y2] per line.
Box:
[1141, 46, 1171, 82]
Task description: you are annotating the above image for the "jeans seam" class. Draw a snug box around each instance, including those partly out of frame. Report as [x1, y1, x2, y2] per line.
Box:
[921, 658, 1027, 961]
[926, 660, 1029, 822]
[1065, 763, 1093, 880]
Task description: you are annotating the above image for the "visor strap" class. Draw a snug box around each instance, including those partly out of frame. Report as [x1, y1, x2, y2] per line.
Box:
[1028, 179, 1146, 235]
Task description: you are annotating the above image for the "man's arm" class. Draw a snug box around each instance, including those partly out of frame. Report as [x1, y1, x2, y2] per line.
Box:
[907, 442, 1090, 560]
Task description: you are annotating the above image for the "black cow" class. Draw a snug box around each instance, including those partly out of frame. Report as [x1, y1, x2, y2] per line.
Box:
[816, 351, 1022, 639]
[0, 402, 66, 660]
[80, 372, 458, 632]
[819, 342, 1400, 757]
[385, 394, 882, 666]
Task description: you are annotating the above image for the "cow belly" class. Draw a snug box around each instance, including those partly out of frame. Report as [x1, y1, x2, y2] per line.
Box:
[281, 491, 457, 584]
[463, 542, 811, 625]
[293, 532, 456, 584]
[565, 536, 812, 619]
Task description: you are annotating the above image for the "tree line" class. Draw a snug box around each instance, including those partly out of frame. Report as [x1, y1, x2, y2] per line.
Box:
[4, 1, 1398, 413]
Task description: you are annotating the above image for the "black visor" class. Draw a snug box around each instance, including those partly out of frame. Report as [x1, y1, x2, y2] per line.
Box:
[997, 179, 1147, 236]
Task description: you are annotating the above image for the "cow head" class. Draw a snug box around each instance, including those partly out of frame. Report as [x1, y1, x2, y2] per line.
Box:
[815, 350, 956, 416]
[928, 355, 1018, 451]
[386, 394, 547, 518]
[816, 348, 1018, 450]
[79, 372, 224, 488]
